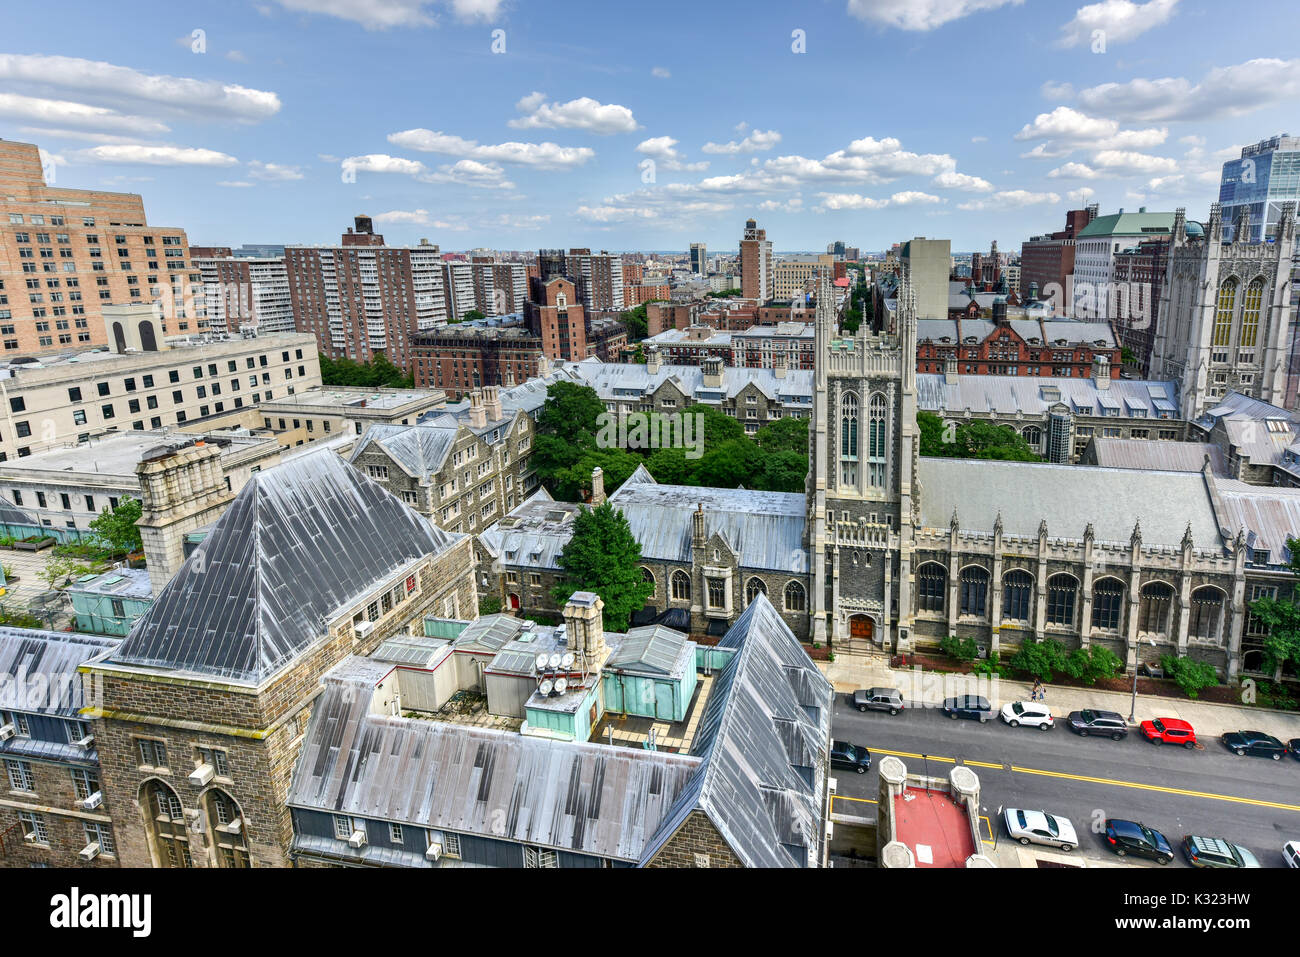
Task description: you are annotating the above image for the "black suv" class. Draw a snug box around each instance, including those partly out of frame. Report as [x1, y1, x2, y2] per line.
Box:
[1104, 819, 1173, 864]
[830, 740, 872, 774]
[1221, 730, 1288, 760]
[941, 695, 993, 722]
[1067, 709, 1129, 741]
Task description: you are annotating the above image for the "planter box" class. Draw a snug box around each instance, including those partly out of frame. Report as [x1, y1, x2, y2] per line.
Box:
[14, 537, 56, 552]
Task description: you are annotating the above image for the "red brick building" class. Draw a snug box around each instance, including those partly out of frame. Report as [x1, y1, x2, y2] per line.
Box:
[915, 310, 1121, 378]
[525, 275, 588, 361]
[1019, 205, 1097, 308]
[411, 325, 545, 398]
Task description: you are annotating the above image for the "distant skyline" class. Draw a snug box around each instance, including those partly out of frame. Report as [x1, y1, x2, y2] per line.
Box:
[2, 0, 1297, 252]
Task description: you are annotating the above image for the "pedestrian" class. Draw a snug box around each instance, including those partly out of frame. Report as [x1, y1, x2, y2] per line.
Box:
[1031, 678, 1043, 702]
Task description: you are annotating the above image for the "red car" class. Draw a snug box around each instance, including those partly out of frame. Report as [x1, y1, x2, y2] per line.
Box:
[1139, 717, 1197, 749]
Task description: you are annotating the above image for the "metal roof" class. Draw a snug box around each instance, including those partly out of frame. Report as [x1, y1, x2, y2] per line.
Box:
[0, 497, 38, 527]
[1087, 438, 1226, 474]
[640, 593, 832, 867]
[107, 449, 463, 684]
[66, 567, 154, 599]
[348, 424, 459, 479]
[918, 372, 1179, 418]
[917, 457, 1223, 548]
[452, 614, 525, 655]
[568, 359, 813, 406]
[1210, 479, 1300, 564]
[286, 670, 702, 862]
[0, 628, 119, 716]
[607, 625, 691, 678]
[371, 635, 451, 667]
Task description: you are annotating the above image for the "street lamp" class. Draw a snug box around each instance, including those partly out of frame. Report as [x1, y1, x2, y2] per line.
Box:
[1127, 637, 1157, 724]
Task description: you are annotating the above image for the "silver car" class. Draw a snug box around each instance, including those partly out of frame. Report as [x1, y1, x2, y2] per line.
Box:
[1003, 808, 1078, 852]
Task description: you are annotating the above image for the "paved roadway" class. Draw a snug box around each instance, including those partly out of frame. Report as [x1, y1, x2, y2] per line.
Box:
[830, 693, 1300, 868]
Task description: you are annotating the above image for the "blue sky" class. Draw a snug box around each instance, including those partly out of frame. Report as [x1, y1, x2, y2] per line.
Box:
[2, 0, 1297, 253]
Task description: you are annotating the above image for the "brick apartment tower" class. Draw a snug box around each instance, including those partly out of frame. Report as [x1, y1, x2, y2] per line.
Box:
[0, 138, 203, 355]
[740, 218, 773, 303]
[526, 276, 588, 360]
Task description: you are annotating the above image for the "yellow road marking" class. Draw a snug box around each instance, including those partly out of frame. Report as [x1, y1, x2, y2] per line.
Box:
[963, 760, 1004, 769]
[871, 747, 956, 764]
[1009, 764, 1300, 813]
[980, 815, 994, 845]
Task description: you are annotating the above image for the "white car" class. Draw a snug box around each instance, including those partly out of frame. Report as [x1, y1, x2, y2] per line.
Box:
[1285, 841, 1300, 868]
[1004, 808, 1078, 852]
[1001, 700, 1054, 730]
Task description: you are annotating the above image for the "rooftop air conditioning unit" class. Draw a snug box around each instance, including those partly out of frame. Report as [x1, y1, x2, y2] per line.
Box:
[189, 763, 214, 787]
[348, 829, 368, 849]
[355, 621, 376, 641]
[218, 818, 242, 835]
[73, 734, 95, 750]
[425, 841, 443, 861]
[80, 791, 103, 811]
[0, 724, 14, 741]
[79, 842, 101, 862]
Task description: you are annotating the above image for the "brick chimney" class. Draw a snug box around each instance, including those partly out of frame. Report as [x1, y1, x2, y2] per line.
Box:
[701, 355, 723, 388]
[563, 592, 606, 667]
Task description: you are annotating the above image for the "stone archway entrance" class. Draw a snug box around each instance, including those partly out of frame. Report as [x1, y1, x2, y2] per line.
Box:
[849, 614, 874, 643]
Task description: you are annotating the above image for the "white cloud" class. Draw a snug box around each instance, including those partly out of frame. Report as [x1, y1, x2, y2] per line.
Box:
[422, 159, 515, 189]
[218, 181, 255, 188]
[508, 92, 638, 135]
[970, 136, 988, 144]
[1040, 81, 1075, 100]
[342, 153, 428, 176]
[846, 0, 1024, 31]
[575, 205, 658, 223]
[17, 128, 144, 145]
[494, 213, 550, 230]
[1047, 162, 1100, 179]
[757, 196, 804, 213]
[248, 160, 304, 181]
[702, 128, 782, 154]
[387, 128, 595, 168]
[1145, 174, 1185, 192]
[0, 54, 280, 122]
[226, 50, 250, 63]
[958, 189, 1061, 211]
[373, 209, 469, 228]
[1090, 149, 1178, 174]
[447, 0, 505, 22]
[1015, 106, 1168, 164]
[78, 144, 240, 167]
[1067, 187, 1097, 203]
[651, 66, 671, 79]
[933, 170, 993, 192]
[0, 92, 169, 135]
[817, 190, 942, 211]
[1059, 0, 1180, 48]
[635, 136, 708, 172]
[275, 0, 436, 29]
[1077, 57, 1300, 123]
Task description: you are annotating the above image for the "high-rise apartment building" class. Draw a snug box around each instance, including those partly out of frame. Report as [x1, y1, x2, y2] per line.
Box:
[469, 259, 527, 316]
[1219, 135, 1300, 243]
[1019, 206, 1096, 307]
[690, 242, 708, 275]
[898, 237, 950, 319]
[195, 255, 294, 333]
[0, 138, 205, 356]
[563, 249, 624, 311]
[739, 218, 773, 303]
[284, 217, 446, 367]
[441, 259, 476, 322]
[1071, 208, 1175, 319]
[526, 276, 587, 361]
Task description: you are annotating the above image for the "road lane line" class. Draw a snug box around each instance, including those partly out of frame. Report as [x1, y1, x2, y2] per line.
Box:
[871, 747, 956, 764]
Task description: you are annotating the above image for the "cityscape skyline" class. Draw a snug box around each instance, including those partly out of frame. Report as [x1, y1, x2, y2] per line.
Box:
[1, 0, 1297, 252]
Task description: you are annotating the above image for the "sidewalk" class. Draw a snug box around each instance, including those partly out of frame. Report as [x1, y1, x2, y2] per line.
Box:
[819, 653, 1300, 742]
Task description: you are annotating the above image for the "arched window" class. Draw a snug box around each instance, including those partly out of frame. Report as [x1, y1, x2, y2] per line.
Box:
[868, 393, 888, 487]
[784, 580, 806, 612]
[1188, 586, 1225, 642]
[138, 320, 158, 352]
[204, 788, 251, 868]
[840, 391, 858, 486]
[959, 566, 990, 618]
[1239, 277, 1264, 348]
[112, 321, 126, 353]
[642, 567, 656, 599]
[707, 578, 726, 609]
[144, 780, 193, 868]
[1212, 278, 1237, 347]
[1091, 578, 1125, 631]
[1002, 569, 1033, 621]
[745, 577, 766, 605]
[916, 563, 946, 614]
[1046, 574, 1077, 627]
[670, 570, 691, 601]
[1139, 581, 1174, 635]
[1022, 426, 1042, 447]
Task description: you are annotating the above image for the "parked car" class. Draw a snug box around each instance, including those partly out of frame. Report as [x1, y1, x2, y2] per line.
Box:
[1000, 701, 1054, 731]
[830, 740, 872, 774]
[851, 687, 905, 715]
[1221, 730, 1288, 760]
[941, 695, 993, 722]
[1285, 841, 1300, 868]
[1104, 819, 1174, 864]
[1137, 661, 1165, 679]
[1139, 717, 1197, 749]
[1182, 835, 1261, 869]
[1289, 738, 1300, 762]
[1067, 709, 1129, 740]
[1003, 808, 1077, 851]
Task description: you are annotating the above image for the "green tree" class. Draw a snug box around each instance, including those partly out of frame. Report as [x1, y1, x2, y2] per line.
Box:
[1009, 638, 1069, 681]
[1061, 645, 1123, 685]
[89, 496, 143, 554]
[708, 288, 743, 298]
[38, 554, 92, 592]
[695, 439, 763, 489]
[917, 411, 1041, 462]
[757, 449, 808, 493]
[533, 382, 606, 498]
[755, 417, 808, 457]
[478, 593, 503, 616]
[552, 502, 654, 631]
[619, 303, 653, 341]
[1160, 654, 1220, 699]
[644, 446, 697, 485]
[941, 635, 979, 661]
[318, 351, 413, 388]
[1245, 535, 1300, 676]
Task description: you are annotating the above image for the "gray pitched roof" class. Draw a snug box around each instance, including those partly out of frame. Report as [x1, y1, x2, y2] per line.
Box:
[568, 359, 813, 407]
[0, 628, 119, 716]
[348, 424, 459, 479]
[1087, 438, 1226, 474]
[607, 625, 691, 678]
[640, 593, 832, 867]
[1210, 479, 1300, 564]
[918, 372, 1178, 418]
[286, 670, 701, 862]
[107, 449, 461, 684]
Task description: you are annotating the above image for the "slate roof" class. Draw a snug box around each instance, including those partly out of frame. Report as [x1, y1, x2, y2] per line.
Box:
[917, 457, 1222, 548]
[1209, 479, 1300, 565]
[106, 449, 462, 684]
[0, 628, 119, 716]
[285, 669, 702, 863]
[1086, 438, 1226, 474]
[567, 359, 813, 406]
[639, 593, 832, 867]
[917, 318, 1117, 347]
[917, 373, 1179, 419]
[1195, 391, 1299, 469]
[478, 490, 581, 571]
[348, 424, 458, 479]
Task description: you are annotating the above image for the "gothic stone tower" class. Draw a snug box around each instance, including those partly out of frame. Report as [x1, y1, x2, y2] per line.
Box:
[808, 274, 919, 652]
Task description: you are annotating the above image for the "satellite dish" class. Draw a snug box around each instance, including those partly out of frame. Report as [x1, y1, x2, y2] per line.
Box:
[538, 679, 553, 696]
[548, 653, 563, 669]
[535, 653, 549, 672]
[554, 677, 568, 695]
[560, 652, 575, 670]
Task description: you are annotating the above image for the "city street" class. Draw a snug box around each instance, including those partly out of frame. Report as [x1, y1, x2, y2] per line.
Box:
[831, 693, 1300, 868]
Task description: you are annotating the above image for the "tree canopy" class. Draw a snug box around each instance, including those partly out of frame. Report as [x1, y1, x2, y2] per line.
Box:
[918, 411, 1041, 462]
[552, 502, 655, 632]
[1246, 535, 1300, 677]
[89, 496, 143, 554]
[318, 352, 414, 389]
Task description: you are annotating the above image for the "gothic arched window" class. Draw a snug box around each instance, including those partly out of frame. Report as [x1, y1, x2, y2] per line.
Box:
[1239, 277, 1264, 349]
[868, 393, 888, 487]
[1212, 278, 1238, 347]
[839, 391, 859, 486]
